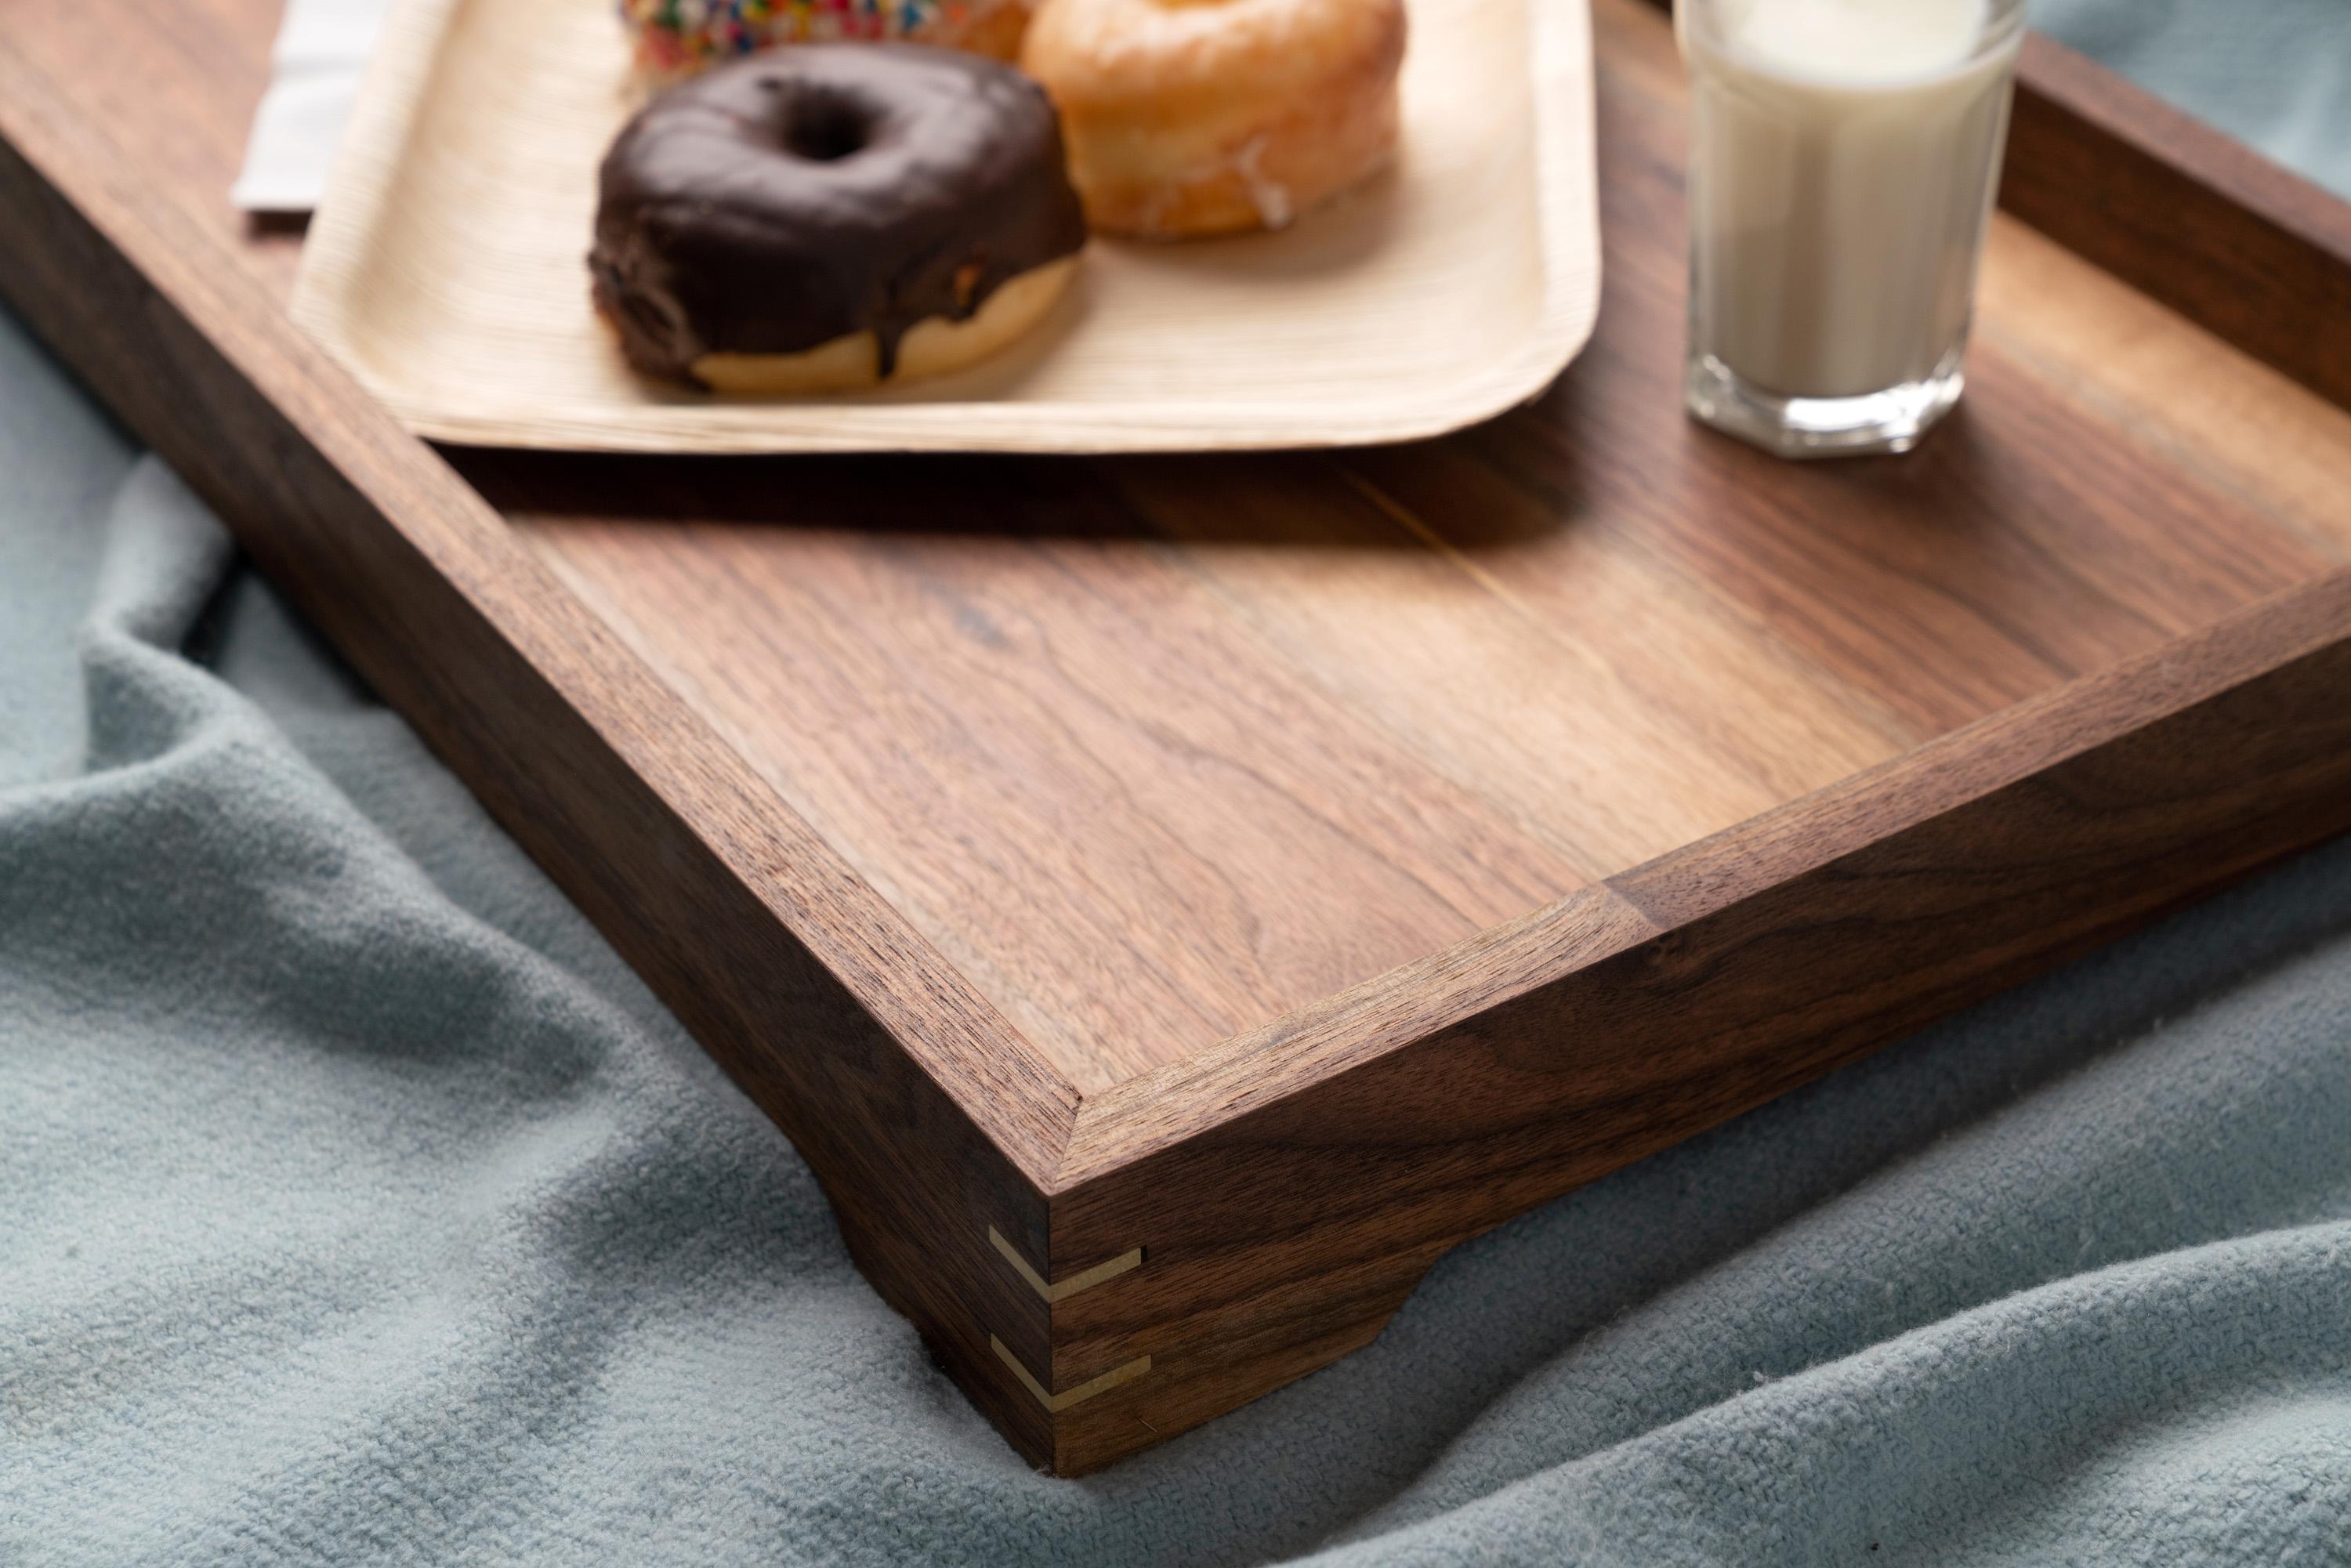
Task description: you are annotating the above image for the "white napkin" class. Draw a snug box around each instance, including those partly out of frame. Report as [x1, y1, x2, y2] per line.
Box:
[230, 0, 393, 212]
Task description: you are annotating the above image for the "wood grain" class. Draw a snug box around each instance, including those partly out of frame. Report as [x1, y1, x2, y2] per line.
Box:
[2000, 32, 2351, 411]
[5, 0, 2351, 1479]
[0, 0, 306, 295]
[288, 0, 1600, 452]
[498, 468, 1593, 1085]
[1049, 567, 2351, 1469]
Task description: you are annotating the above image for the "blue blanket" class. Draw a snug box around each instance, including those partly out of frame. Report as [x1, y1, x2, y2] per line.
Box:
[7, 9, 2351, 1562]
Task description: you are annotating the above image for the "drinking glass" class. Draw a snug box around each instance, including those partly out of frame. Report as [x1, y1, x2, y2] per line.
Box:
[1677, 0, 2029, 458]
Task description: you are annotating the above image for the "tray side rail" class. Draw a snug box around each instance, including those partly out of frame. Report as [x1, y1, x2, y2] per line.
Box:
[0, 37, 1090, 1469]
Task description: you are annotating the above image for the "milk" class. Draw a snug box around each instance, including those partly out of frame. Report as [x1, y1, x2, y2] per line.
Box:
[1680, 0, 2021, 403]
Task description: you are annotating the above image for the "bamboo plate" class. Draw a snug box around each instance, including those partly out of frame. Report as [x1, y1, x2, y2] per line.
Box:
[288, 0, 1599, 453]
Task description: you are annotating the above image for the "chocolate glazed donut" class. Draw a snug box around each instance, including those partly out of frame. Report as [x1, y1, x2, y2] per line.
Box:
[591, 45, 1087, 390]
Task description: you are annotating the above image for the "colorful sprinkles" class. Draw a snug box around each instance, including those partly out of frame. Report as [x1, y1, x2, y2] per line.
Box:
[621, 0, 984, 72]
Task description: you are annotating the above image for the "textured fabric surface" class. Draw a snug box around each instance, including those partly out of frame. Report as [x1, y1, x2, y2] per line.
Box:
[2034, 0, 2351, 199]
[9, 11, 2351, 1564]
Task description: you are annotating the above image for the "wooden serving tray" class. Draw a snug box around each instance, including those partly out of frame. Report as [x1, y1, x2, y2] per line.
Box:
[290, 0, 1599, 452]
[7, 0, 2351, 1476]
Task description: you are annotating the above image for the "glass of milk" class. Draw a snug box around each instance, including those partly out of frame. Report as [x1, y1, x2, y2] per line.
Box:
[1677, 0, 2027, 458]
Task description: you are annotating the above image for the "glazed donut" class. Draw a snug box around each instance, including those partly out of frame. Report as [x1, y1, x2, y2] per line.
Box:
[1020, 0, 1407, 238]
[590, 46, 1087, 392]
[619, 0, 1034, 75]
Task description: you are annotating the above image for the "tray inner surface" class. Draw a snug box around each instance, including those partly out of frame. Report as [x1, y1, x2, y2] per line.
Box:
[475, 0, 2351, 1092]
[16, 0, 2351, 1100]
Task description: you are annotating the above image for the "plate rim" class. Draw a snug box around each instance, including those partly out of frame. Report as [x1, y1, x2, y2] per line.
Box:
[291, 0, 1602, 454]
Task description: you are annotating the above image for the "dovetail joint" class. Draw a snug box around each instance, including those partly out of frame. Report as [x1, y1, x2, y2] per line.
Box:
[990, 1336, 1151, 1412]
[987, 1226, 1143, 1303]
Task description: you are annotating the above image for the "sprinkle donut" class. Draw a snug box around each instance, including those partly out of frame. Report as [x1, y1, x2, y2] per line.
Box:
[619, 0, 1034, 74]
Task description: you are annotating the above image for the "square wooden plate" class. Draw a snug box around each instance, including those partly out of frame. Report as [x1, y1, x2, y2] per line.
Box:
[7, 0, 2351, 1480]
[286, 0, 1600, 452]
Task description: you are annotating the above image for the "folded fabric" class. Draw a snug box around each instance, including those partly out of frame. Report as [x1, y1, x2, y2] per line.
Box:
[230, 0, 391, 212]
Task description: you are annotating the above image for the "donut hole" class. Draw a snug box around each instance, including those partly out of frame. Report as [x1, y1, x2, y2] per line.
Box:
[765, 81, 879, 163]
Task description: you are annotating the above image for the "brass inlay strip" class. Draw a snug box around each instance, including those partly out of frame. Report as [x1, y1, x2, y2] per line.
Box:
[988, 1226, 1143, 1303]
[991, 1337, 1152, 1413]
